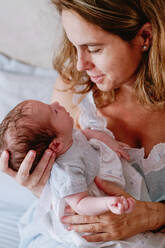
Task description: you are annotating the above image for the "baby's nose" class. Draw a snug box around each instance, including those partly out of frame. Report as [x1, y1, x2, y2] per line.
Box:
[51, 101, 60, 107]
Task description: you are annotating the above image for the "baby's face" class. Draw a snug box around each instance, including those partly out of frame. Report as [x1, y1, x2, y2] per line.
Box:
[27, 100, 74, 141]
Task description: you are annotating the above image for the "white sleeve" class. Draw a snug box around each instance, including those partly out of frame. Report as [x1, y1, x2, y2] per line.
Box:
[50, 161, 88, 198]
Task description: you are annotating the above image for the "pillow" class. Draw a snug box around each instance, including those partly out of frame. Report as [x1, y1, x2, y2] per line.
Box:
[0, 0, 60, 68]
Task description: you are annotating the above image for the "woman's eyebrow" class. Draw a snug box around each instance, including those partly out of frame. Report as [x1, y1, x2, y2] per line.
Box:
[80, 42, 104, 47]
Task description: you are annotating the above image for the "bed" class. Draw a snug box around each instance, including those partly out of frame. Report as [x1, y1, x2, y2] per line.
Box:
[0, 1, 59, 247]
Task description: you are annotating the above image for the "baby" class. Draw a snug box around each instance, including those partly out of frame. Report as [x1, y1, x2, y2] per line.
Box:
[0, 100, 135, 244]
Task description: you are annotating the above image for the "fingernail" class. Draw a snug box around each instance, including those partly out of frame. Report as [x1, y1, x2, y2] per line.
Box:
[67, 225, 72, 231]
[65, 206, 70, 213]
[46, 149, 52, 155]
[28, 150, 35, 157]
[2, 150, 8, 158]
[61, 216, 66, 223]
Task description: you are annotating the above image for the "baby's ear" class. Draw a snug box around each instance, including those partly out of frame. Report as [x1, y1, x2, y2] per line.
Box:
[48, 138, 64, 153]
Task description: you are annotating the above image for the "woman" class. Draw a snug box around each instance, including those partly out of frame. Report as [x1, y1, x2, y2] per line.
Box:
[1, 0, 165, 245]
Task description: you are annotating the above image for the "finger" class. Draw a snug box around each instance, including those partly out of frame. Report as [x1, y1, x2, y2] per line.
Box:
[0, 150, 9, 171]
[118, 141, 130, 148]
[27, 150, 54, 193]
[108, 197, 126, 215]
[69, 223, 103, 233]
[121, 152, 130, 161]
[82, 129, 104, 139]
[16, 150, 36, 184]
[37, 151, 56, 186]
[81, 128, 90, 134]
[120, 196, 129, 210]
[117, 149, 130, 161]
[83, 233, 112, 242]
[32, 149, 54, 179]
[128, 197, 136, 207]
[94, 177, 130, 197]
[82, 128, 95, 140]
[0, 150, 17, 177]
[61, 214, 99, 224]
[64, 205, 76, 215]
[27, 151, 56, 197]
[109, 204, 125, 215]
[116, 151, 121, 158]
[125, 198, 136, 213]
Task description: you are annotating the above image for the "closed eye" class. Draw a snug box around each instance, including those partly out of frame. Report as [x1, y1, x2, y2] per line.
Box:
[88, 47, 102, 54]
[89, 49, 101, 54]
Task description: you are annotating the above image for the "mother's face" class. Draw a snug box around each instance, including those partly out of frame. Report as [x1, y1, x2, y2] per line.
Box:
[62, 10, 144, 92]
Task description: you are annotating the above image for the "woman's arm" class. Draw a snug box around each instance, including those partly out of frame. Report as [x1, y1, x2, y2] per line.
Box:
[62, 177, 165, 241]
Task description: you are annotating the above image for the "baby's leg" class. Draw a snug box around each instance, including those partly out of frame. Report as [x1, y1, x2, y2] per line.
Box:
[107, 196, 135, 215]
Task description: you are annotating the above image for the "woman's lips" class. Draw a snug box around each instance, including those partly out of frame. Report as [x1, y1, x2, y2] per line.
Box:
[90, 75, 104, 84]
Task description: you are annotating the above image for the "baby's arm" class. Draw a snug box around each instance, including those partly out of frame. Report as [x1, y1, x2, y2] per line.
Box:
[83, 129, 130, 160]
[65, 192, 135, 216]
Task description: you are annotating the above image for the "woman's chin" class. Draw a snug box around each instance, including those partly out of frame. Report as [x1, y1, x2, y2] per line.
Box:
[96, 83, 113, 92]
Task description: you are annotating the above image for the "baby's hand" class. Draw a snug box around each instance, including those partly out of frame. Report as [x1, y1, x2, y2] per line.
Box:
[107, 196, 136, 215]
[114, 141, 130, 161]
[82, 129, 130, 160]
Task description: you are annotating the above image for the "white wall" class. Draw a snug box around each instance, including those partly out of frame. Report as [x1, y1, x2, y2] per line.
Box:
[0, 0, 61, 68]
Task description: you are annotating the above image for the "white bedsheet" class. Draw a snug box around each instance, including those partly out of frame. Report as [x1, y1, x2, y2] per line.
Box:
[0, 201, 25, 248]
[0, 54, 57, 247]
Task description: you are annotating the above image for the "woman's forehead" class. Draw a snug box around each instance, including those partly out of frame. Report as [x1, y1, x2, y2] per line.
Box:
[62, 9, 108, 45]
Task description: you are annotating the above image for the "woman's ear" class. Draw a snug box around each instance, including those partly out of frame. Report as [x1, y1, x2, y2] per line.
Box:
[138, 22, 152, 51]
[48, 138, 64, 154]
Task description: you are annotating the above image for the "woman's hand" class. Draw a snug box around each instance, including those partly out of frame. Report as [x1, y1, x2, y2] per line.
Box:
[62, 177, 164, 242]
[0, 149, 55, 197]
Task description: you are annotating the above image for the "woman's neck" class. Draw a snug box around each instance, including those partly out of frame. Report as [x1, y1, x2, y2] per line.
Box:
[115, 84, 137, 105]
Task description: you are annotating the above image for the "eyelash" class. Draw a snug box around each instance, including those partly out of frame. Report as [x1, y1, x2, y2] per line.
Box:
[88, 48, 101, 54]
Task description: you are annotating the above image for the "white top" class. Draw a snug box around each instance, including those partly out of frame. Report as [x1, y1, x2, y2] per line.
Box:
[77, 91, 165, 202]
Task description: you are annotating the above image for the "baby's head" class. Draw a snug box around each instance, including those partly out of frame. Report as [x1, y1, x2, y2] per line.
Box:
[0, 100, 73, 173]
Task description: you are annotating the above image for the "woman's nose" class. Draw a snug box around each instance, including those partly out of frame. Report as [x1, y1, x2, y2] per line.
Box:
[76, 51, 93, 72]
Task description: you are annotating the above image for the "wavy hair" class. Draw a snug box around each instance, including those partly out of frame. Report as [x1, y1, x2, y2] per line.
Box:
[52, 0, 165, 108]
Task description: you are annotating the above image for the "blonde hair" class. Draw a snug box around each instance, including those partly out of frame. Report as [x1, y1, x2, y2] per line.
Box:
[52, 0, 165, 109]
